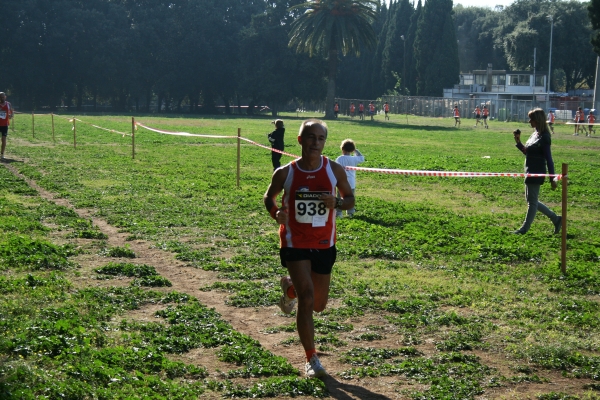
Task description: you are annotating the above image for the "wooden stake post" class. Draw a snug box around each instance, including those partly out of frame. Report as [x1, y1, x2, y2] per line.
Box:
[561, 163, 568, 274]
[51, 113, 55, 143]
[32, 113, 35, 138]
[73, 117, 76, 148]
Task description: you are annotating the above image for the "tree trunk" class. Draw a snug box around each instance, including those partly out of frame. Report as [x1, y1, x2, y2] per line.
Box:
[325, 49, 338, 119]
[76, 84, 83, 112]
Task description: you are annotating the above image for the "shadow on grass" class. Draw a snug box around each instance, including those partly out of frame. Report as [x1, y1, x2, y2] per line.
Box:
[322, 375, 392, 400]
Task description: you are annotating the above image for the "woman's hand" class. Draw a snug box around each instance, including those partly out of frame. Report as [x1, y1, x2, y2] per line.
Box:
[513, 129, 521, 144]
[551, 180, 558, 190]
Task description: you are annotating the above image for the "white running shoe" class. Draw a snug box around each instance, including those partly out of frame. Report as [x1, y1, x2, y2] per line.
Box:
[278, 276, 296, 314]
[305, 354, 327, 378]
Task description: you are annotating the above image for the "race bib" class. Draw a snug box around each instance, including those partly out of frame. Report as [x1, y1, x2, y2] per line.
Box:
[0, 111, 6, 119]
[295, 191, 330, 225]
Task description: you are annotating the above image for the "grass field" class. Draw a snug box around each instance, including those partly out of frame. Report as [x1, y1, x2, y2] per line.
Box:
[1, 111, 600, 399]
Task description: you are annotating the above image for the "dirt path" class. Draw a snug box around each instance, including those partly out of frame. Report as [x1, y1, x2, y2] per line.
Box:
[3, 160, 401, 399]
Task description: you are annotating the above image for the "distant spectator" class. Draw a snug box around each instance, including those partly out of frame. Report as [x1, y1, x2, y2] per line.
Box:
[335, 139, 365, 217]
[267, 119, 285, 170]
[587, 110, 595, 136]
[0, 92, 14, 160]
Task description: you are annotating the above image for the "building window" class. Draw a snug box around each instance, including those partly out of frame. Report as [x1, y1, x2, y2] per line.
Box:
[534, 75, 544, 87]
[492, 75, 506, 85]
[475, 74, 486, 85]
[508, 75, 531, 86]
[462, 74, 474, 85]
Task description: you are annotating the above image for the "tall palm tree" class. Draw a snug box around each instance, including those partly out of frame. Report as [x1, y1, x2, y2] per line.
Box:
[289, 0, 378, 119]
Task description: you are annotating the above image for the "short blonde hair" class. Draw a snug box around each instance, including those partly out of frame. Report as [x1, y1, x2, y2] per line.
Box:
[272, 119, 284, 129]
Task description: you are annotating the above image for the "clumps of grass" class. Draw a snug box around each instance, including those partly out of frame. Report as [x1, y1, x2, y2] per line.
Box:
[210, 376, 327, 398]
[435, 329, 485, 351]
[352, 332, 385, 341]
[101, 245, 136, 258]
[68, 229, 108, 239]
[321, 306, 364, 319]
[202, 281, 280, 308]
[95, 262, 157, 277]
[340, 347, 421, 366]
[131, 276, 172, 287]
[94, 262, 172, 287]
[218, 343, 298, 378]
[341, 352, 492, 399]
[0, 234, 76, 271]
[510, 344, 600, 380]
[314, 319, 353, 334]
[537, 393, 581, 400]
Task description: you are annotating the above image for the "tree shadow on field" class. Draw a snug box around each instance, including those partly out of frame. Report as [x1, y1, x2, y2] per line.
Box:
[322, 375, 392, 400]
[340, 119, 459, 132]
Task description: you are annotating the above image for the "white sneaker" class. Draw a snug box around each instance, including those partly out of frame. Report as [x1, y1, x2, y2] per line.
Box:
[278, 276, 296, 314]
[305, 354, 327, 378]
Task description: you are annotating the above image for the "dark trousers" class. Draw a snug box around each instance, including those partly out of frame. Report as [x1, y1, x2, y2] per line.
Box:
[271, 151, 282, 170]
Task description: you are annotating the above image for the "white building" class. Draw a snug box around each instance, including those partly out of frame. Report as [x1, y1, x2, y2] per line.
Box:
[443, 64, 547, 101]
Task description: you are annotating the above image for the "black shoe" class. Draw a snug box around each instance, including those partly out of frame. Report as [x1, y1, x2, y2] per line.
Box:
[553, 216, 562, 234]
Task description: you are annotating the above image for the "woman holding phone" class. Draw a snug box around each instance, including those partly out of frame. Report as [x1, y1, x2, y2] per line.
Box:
[512, 108, 562, 235]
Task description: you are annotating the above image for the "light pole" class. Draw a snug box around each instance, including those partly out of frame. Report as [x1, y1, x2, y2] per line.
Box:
[401, 34, 406, 118]
[547, 15, 554, 95]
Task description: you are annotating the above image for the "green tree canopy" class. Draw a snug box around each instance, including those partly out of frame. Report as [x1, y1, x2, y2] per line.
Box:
[288, 0, 378, 119]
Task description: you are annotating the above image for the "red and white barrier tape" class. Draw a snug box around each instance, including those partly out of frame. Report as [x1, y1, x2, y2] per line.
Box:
[136, 121, 564, 180]
[346, 166, 562, 180]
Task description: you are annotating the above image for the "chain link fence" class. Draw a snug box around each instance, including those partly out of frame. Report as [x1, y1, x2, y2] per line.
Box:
[335, 95, 595, 123]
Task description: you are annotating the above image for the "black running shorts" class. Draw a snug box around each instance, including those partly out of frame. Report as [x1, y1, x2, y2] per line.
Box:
[280, 246, 337, 275]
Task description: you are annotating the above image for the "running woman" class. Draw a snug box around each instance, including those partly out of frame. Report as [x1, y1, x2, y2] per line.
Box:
[547, 110, 555, 134]
[453, 105, 461, 127]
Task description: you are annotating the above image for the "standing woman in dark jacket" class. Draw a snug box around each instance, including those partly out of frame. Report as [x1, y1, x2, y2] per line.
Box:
[268, 119, 285, 170]
[513, 108, 562, 234]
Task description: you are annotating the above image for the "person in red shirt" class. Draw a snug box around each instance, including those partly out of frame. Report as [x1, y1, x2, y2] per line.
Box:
[0, 92, 14, 160]
[473, 106, 482, 127]
[263, 119, 354, 379]
[349, 103, 355, 119]
[588, 110, 595, 136]
[574, 107, 587, 136]
[453, 105, 461, 127]
[482, 105, 489, 129]
[358, 102, 364, 120]
[333, 102, 339, 119]
[546, 110, 555, 134]
[368, 102, 375, 121]
[384, 102, 390, 120]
